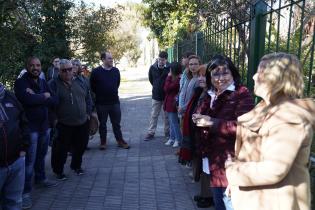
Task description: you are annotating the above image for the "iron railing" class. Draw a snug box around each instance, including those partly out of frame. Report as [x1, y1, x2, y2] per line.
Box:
[168, 0, 315, 97]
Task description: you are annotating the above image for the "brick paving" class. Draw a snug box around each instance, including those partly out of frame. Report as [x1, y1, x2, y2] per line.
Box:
[30, 67, 214, 210]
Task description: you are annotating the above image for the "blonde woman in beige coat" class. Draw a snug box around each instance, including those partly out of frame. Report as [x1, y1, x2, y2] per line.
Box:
[225, 52, 315, 210]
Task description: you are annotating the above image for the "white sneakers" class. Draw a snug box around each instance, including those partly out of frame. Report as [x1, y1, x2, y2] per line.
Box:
[165, 139, 179, 148]
[165, 139, 174, 146]
[172, 141, 179, 148]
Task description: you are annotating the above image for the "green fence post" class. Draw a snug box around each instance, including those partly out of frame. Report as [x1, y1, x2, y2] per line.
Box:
[247, 0, 267, 91]
[167, 47, 173, 62]
[176, 41, 179, 61]
[196, 32, 204, 60]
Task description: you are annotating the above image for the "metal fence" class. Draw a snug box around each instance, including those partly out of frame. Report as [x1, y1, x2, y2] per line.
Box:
[167, 0, 315, 96]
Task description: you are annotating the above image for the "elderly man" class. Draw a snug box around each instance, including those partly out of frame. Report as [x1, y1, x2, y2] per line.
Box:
[14, 56, 57, 209]
[49, 59, 92, 179]
[72, 58, 96, 150]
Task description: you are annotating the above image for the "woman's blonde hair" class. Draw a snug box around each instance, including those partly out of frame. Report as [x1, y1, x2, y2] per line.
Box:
[258, 52, 304, 103]
[197, 64, 207, 76]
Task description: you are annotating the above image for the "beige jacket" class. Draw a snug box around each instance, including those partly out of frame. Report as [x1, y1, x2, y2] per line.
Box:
[226, 98, 315, 210]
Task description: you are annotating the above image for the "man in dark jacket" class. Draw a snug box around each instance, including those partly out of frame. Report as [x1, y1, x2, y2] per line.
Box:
[14, 56, 58, 209]
[49, 59, 92, 179]
[90, 51, 130, 150]
[47, 57, 60, 81]
[144, 51, 170, 141]
[0, 83, 29, 210]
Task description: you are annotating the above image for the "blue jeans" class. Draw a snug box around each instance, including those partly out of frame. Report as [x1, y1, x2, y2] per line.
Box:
[23, 130, 49, 194]
[167, 112, 182, 142]
[211, 187, 234, 210]
[0, 157, 25, 210]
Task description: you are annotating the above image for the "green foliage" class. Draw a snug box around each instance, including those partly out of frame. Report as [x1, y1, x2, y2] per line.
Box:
[35, 0, 74, 71]
[141, 0, 250, 48]
[141, 0, 199, 48]
[69, 2, 142, 67]
[0, 0, 39, 87]
[69, 1, 121, 65]
[109, 3, 142, 66]
[0, 0, 143, 85]
[0, 0, 73, 86]
[264, 17, 315, 97]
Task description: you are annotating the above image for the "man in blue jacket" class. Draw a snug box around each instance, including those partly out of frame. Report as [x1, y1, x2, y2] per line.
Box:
[0, 83, 29, 210]
[14, 56, 58, 209]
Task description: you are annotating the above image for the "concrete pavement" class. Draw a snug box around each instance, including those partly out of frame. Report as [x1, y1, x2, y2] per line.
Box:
[30, 67, 214, 210]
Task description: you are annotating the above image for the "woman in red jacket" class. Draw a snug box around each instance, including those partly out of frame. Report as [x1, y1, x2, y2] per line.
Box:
[192, 55, 254, 210]
[163, 62, 182, 147]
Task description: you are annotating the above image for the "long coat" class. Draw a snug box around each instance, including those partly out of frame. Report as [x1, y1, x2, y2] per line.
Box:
[196, 85, 254, 187]
[226, 99, 315, 210]
[163, 75, 180, 113]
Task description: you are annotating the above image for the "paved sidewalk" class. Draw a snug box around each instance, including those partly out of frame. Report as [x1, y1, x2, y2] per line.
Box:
[30, 67, 214, 210]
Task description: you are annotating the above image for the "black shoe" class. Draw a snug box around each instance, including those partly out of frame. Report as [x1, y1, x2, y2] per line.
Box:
[56, 173, 67, 181]
[74, 168, 84, 175]
[194, 195, 203, 202]
[144, 133, 154, 141]
[197, 197, 214, 208]
[35, 179, 58, 188]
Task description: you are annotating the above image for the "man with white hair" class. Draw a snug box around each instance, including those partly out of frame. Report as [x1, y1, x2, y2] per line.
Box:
[49, 59, 92, 179]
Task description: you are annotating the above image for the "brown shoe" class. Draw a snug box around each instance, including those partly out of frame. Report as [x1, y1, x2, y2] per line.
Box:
[117, 139, 130, 149]
[99, 139, 106, 150]
[175, 149, 180, 156]
[99, 144, 106, 150]
[144, 133, 154, 141]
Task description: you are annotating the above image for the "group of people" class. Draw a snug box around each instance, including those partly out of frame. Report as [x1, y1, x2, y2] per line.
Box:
[0, 51, 130, 210]
[0, 49, 314, 210]
[144, 51, 315, 210]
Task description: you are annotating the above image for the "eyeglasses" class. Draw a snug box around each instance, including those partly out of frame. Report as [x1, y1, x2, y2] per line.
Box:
[211, 71, 231, 79]
[60, 68, 72, 73]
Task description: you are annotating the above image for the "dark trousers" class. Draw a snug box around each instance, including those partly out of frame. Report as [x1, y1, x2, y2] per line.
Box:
[96, 104, 123, 142]
[51, 121, 89, 174]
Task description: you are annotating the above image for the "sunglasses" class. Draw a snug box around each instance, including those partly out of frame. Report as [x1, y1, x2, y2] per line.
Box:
[60, 68, 73, 73]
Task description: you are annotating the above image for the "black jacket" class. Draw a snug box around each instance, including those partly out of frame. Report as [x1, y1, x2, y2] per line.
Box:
[14, 72, 57, 132]
[148, 62, 170, 101]
[0, 91, 29, 167]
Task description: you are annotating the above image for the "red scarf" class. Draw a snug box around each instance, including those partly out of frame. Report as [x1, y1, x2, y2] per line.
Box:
[182, 93, 198, 136]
